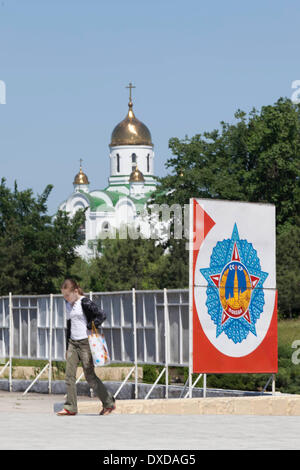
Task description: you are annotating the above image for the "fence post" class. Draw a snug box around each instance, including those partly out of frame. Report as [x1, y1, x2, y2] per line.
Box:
[48, 294, 53, 394]
[9, 292, 13, 392]
[132, 288, 138, 399]
[164, 288, 169, 399]
[89, 291, 94, 398]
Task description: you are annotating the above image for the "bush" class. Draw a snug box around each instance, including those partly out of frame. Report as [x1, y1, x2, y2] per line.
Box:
[142, 364, 171, 385]
[142, 365, 158, 384]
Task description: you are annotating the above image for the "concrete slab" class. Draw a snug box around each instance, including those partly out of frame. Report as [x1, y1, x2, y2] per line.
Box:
[73, 395, 300, 416]
[1, 392, 300, 449]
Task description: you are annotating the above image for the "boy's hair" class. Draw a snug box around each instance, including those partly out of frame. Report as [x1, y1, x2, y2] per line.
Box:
[61, 278, 84, 296]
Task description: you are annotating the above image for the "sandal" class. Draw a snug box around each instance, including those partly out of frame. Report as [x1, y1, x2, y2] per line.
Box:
[57, 408, 77, 416]
[99, 402, 116, 416]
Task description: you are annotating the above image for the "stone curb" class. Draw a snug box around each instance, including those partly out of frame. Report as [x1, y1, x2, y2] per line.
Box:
[77, 396, 300, 416]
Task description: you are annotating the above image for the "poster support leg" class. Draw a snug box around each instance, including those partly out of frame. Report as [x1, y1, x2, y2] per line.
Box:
[203, 373, 207, 398]
[9, 292, 13, 392]
[272, 374, 276, 396]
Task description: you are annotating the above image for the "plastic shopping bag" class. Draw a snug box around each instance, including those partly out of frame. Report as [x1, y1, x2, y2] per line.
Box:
[88, 322, 110, 367]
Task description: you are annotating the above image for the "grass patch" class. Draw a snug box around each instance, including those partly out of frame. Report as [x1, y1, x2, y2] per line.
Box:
[278, 318, 300, 347]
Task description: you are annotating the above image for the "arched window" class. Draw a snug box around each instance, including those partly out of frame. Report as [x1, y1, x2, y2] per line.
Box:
[78, 221, 86, 241]
[102, 221, 110, 232]
[116, 154, 120, 173]
[147, 154, 150, 172]
[132, 153, 137, 164]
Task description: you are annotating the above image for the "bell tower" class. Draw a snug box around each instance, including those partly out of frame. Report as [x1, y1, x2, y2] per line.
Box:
[108, 83, 156, 192]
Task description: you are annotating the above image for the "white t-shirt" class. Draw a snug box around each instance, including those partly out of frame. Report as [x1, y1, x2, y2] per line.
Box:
[66, 296, 89, 341]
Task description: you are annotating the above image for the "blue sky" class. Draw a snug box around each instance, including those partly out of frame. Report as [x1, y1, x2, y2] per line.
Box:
[0, 0, 299, 214]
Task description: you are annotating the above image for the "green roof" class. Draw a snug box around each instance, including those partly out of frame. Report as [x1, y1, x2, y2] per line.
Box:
[78, 187, 154, 212]
[78, 191, 114, 212]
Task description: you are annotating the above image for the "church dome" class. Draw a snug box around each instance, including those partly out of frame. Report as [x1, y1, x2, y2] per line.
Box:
[129, 165, 145, 183]
[73, 165, 89, 185]
[110, 101, 153, 147]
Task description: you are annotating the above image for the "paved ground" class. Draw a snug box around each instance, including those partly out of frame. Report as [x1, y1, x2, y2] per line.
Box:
[0, 391, 300, 450]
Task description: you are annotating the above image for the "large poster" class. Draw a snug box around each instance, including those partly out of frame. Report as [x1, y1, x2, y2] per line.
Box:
[190, 198, 277, 373]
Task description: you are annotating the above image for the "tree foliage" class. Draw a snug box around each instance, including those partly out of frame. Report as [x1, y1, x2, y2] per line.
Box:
[276, 218, 300, 318]
[94, 231, 181, 291]
[0, 179, 85, 294]
[69, 229, 189, 293]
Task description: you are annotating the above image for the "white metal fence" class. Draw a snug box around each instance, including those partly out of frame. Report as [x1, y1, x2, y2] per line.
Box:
[0, 289, 192, 397]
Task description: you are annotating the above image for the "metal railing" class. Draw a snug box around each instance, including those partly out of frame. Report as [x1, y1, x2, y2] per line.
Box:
[0, 288, 191, 397]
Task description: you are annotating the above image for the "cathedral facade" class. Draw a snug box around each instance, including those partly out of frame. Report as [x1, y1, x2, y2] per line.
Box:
[59, 85, 158, 258]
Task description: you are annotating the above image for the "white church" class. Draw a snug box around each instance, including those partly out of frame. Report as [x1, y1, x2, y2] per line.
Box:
[59, 84, 158, 258]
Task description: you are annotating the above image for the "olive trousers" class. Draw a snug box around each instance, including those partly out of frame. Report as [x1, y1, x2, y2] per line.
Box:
[64, 337, 115, 414]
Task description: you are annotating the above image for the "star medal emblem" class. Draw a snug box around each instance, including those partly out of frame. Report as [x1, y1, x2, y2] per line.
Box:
[200, 223, 269, 344]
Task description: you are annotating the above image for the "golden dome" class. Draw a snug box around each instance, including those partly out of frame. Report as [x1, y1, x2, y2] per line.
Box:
[110, 101, 153, 147]
[73, 165, 89, 185]
[129, 165, 145, 183]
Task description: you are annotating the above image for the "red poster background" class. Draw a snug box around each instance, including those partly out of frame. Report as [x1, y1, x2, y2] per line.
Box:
[192, 199, 278, 373]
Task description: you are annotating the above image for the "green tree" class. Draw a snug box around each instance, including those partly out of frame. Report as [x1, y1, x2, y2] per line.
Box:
[95, 230, 165, 291]
[66, 256, 102, 293]
[276, 218, 300, 318]
[0, 179, 85, 294]
[68, 237, 189, 292]
[65, 224, 189, 292]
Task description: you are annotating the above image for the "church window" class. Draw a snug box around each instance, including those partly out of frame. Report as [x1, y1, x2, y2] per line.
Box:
[117, 154, 120, 173]
[147, 154, 150, 172]
[102, 221, 110, 232]
[132, 153, 137, 165]
[78, 222, 86, 241]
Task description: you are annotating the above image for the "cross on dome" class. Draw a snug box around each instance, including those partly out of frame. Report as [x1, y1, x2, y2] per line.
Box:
[126, 82, 136, 104]
[110, 83, 152, 147]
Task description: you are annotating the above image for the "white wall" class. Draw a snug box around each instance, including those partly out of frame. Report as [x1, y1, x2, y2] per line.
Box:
[109, 145, 154, 177]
